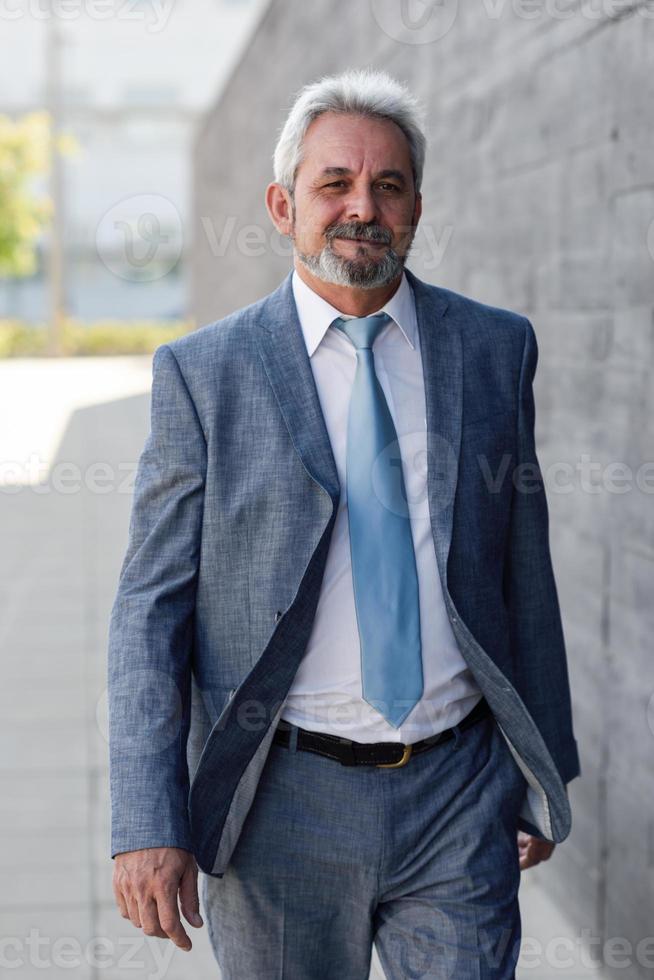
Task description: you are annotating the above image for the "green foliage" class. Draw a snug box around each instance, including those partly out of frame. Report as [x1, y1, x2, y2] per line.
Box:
[0, 112, 56, 278]
[0, 318, 193, 357]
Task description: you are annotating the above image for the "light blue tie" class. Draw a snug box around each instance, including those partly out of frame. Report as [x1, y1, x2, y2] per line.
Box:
[333, 313, 423, 728]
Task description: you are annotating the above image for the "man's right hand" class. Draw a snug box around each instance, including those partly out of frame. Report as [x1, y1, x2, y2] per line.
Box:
[112, 846, 204, 951]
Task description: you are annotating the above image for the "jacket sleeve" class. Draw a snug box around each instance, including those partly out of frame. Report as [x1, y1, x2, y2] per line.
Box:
[504, 319, 581, 800]
[107, 343, 207, 858]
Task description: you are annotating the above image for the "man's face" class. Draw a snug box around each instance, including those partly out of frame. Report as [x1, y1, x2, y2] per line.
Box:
[284, 111, 422, 290]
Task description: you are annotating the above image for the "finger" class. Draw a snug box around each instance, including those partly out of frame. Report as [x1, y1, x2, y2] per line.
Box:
[124, 889, 142, 929]
[179, 861, 203, 928]
[112, 878, 129, 919]
[156, 885, 192, 950]
[519, 841, 540, 870]
[139, 895, 169, 940]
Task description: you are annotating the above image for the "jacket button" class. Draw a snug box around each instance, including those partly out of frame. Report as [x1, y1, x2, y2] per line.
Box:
[274, 610, 283, 623]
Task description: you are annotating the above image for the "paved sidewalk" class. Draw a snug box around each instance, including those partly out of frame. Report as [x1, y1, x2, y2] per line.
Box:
[0, 357, 602, 979]
[0, 356, 153, 487]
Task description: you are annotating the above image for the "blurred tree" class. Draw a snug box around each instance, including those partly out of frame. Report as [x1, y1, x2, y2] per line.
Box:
[0, 111, 78, 278]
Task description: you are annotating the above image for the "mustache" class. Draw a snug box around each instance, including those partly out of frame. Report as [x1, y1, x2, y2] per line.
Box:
[326, 223, 392, 245]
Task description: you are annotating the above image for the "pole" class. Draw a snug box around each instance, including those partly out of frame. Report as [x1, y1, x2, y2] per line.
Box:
[45, 11, 65, 356]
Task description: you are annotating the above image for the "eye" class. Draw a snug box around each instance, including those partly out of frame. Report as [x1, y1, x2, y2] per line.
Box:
[325, 181, 346, 188]
[378, 183, 400, 192]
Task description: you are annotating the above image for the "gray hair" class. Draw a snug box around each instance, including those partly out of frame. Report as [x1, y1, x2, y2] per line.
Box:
[273, 67, 427, 196]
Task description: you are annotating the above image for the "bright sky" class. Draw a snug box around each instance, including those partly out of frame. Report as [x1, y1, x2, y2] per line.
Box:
[0, 0, 269, 110]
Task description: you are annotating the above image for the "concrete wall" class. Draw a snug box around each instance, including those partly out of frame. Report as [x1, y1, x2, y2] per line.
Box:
[192, 3, 654, 976]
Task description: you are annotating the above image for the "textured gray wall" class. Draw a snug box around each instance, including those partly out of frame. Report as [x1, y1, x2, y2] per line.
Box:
[192, 3, 654, 976]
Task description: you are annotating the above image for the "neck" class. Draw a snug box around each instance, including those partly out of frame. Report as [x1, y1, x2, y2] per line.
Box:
[293, 260, 403, 316]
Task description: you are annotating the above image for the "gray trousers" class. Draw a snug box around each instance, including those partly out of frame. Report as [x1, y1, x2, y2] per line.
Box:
[201, 707, 528, 979]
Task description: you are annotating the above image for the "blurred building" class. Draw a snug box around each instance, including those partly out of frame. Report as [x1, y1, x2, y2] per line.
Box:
[0, 0, 268, 320]
[192, 3, 654, 978]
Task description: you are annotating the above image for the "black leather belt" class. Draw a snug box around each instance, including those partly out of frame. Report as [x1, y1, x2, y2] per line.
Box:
[272, 696, 491, 768]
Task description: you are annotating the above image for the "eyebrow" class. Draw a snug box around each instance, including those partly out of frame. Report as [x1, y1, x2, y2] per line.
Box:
[315, 167, 408, 185]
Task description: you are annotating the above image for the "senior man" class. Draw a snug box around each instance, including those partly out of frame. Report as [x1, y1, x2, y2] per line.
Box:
[108, 68, 581, 979]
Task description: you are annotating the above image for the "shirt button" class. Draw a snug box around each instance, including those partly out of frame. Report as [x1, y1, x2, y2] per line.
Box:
[274, 610, 283, 623]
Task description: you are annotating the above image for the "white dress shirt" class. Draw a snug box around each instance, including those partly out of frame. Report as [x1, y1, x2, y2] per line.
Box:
[279, 268, 483, 743]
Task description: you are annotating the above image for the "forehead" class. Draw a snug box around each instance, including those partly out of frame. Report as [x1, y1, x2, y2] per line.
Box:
[299, 111, 413, 176]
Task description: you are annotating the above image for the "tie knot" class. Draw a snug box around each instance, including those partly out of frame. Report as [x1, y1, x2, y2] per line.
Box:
[332, 312, 392, 350]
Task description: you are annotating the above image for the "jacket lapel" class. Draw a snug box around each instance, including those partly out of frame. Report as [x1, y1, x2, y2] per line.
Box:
[255, 270, 340, 509]
[404, 268, 462, 579]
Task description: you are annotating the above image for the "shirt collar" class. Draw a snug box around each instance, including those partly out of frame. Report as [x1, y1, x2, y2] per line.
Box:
[291, 267, 418, 358]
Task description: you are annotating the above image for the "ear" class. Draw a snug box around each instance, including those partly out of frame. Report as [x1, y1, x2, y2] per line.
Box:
[265, 182, 294, 236]
[413, 190, 423, 226]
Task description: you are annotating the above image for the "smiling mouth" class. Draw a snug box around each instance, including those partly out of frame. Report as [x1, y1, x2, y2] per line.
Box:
[337, 237, 387, 245]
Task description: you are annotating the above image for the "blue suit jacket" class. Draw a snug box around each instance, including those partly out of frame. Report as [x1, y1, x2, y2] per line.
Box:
[107, 267, 581, 876]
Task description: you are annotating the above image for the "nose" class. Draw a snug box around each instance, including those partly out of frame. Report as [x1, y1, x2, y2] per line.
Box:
[343, 184, 378, 225]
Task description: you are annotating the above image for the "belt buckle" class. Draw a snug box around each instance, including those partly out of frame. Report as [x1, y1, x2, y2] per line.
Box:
[377, 743, 413, 768]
